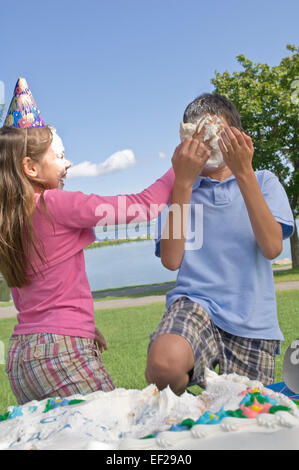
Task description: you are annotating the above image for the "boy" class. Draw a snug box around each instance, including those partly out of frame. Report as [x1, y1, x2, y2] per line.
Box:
[145, 93, 294, 395]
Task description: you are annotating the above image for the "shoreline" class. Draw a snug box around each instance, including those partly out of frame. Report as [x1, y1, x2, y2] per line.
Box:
[84, 236, 152, 250]
[0, 274, 298, 313]
[0, 282, 298, 319]
[0, 263, 297, 307]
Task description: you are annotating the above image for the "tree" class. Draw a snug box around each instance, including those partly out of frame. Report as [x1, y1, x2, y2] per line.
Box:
[211, 45, 299, 267]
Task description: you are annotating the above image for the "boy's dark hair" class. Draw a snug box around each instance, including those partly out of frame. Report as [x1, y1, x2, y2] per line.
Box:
[183, 93, 243, 131]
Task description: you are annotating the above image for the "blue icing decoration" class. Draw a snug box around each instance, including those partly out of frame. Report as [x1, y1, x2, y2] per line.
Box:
[48, 398, 71, 410]
[40, 410, 68, 424]
[28, 406, 38, 413]
[8, 406, 23, 419]
[195, 407, 228, 425]
[239, 392, 277, 407]
[169, 424, 190, 432]
[27, 432, 41, 442]
[54, 398, 70, 407]
[264, 396, 277, 405]
[239, 393, 253, 406]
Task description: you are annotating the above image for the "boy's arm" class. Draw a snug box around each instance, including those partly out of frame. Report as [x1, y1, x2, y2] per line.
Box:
[234, 171, 283, 259]
[160, 141, 211, 271]
[219, 127, 283, 260]
[160, 181, 192, 271]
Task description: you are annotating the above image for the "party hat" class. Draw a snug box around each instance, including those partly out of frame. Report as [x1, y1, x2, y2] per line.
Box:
[4, 77, 45, 128]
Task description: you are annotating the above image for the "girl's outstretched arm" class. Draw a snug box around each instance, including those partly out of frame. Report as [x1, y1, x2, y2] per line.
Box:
[45, 167, 175, 228]
[44, 138, 208, 229]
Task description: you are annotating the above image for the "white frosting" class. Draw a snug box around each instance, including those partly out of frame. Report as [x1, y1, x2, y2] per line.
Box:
[0, 369, 298, 450]
[120, 370, 299, 450]
[0, 384, 204, 450]
[49, 126, 65, 160]
[48, 126, 71, 189]
[180, 114, 226, 169]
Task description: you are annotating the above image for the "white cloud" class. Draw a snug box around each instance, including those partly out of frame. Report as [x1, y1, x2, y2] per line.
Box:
[67, 149, 136, 179]
[159, 152, 166, 159]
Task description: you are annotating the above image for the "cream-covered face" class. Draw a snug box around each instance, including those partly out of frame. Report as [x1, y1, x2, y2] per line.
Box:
[180, 114, 229, 169]
[36, 144, 71, 190]
[23, 129, 72, 191]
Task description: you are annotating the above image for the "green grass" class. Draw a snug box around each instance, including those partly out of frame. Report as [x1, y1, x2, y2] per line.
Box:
[85, 237, 151, 250]
[0, 317, 19, 412]
[273, 267, 299, 283]
[0, 290, 298, 414]
[0, 301, 14, 307]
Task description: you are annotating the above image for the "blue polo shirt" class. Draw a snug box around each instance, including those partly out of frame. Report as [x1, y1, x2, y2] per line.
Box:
[155, 170, 294, 344]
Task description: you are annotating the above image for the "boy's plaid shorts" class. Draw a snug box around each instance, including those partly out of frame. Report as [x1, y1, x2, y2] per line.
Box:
[5, 333, 115, 405]
[148, 297, 279, 387]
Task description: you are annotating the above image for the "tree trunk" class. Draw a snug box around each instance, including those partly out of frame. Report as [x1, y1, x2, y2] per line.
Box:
[290, 220, 299, 268]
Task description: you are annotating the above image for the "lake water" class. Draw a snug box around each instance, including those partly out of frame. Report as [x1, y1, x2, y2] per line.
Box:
[85, 219, 298, 291]
[85, 239, 176, 291]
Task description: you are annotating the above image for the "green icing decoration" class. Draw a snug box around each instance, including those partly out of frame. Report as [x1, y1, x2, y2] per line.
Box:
[43, 400, 53, 414]
[243, 392, 272, 407]
[226, 409, 247, 419]
[180, 418, 196, 429]
[269, 405, 291, 414]
[0, 412, 10, 422]
[69, 399, 84, 405]
[43, 398, 85, 413]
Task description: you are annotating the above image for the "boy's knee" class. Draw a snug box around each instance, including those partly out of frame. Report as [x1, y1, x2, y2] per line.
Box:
[145, 355, 187, 393]
[145, 334, 195, 394]
[146, 354, 173, 380]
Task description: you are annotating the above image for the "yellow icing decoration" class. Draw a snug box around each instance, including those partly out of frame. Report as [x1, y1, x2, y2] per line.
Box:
[252, 405, 263, 412]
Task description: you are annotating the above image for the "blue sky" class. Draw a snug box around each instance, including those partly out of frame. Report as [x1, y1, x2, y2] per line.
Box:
[0, 0, 298, 196]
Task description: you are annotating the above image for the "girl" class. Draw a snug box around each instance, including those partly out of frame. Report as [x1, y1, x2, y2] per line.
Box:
[1, 78, 210, 404]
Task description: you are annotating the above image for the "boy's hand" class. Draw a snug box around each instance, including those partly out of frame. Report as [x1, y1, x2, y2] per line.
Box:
[94, 327, 107, 353]
[172, 137, 211, 188]
[218, 127, 254, 177]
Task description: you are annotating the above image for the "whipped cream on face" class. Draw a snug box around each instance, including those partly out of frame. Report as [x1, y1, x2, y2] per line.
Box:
[179, 114, 226, 169]
[49, 126, 65, 160]
[49, 126, 68, 189]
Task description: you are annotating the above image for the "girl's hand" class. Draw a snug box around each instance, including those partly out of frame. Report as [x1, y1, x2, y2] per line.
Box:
[94, 327, 107, 353]
[171, 137, 211, 188]
[218, 127, 254, 178]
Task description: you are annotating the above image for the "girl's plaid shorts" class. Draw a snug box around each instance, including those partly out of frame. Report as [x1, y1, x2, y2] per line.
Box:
[5, 333, 115, 405]
[148, 297, 280, 387]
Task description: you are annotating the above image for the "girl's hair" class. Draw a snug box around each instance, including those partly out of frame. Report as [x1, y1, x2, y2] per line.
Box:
[0, 126, 55, 288]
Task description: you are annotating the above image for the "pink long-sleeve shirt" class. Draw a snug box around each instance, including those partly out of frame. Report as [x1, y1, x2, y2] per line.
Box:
[10, 168, 175, 338]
